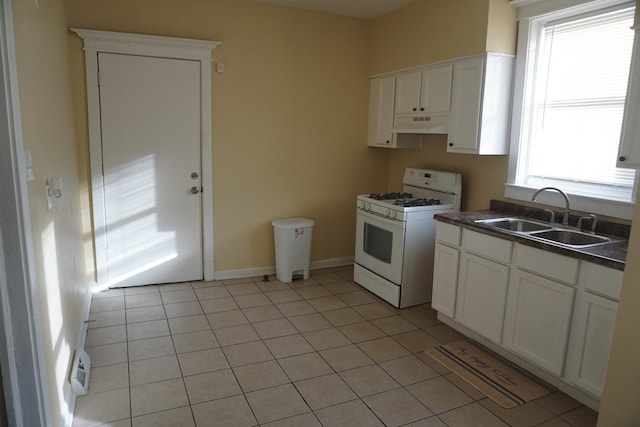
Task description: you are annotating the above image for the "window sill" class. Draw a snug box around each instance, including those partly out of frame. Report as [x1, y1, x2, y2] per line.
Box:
[504, 184, 635, 220]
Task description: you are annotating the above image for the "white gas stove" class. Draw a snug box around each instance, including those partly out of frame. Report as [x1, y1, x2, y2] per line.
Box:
[354, 168, 462, 308]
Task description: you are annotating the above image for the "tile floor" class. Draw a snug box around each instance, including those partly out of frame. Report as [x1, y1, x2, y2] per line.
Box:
[74, 266, 599, 427]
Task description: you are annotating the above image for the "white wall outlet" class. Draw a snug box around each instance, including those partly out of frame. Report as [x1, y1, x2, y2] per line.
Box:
[216, 63, 225, 73]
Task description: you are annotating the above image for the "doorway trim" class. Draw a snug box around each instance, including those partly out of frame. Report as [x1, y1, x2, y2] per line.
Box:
[71, 29, 221, 284]
[0, 1, 52, 425]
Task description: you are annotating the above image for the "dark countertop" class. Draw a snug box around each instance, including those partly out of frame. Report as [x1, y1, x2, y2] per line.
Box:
[434, 201, 628, 271]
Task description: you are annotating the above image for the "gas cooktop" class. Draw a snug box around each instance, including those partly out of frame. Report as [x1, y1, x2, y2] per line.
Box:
[392, 198, 441, 207]
[368, 192, 413, 200]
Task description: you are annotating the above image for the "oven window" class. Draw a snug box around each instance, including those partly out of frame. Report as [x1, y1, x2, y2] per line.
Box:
[363, 222, 393, 264]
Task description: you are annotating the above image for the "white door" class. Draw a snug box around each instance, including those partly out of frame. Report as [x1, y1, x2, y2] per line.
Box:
[99, 52, 203, 287]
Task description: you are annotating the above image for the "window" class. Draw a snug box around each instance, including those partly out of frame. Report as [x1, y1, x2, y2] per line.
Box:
[507, 0, 637, 219]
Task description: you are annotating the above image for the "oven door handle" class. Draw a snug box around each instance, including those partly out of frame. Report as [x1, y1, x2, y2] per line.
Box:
[357, 208, 403, 226]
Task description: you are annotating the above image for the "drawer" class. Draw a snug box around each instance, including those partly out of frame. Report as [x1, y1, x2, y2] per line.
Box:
[436, 222, 461, 246]
[461, 229, 512, 264]
[578, 261, 623, 301]
[515, 244, 579, 285]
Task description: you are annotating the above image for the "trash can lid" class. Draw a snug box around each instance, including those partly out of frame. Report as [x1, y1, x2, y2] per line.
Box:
[272, 217, 314, 229]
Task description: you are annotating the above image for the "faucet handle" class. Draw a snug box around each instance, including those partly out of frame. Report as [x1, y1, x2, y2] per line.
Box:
[577, 214, 599, 233]
[589, 214, 598, 234]
[543, 209, 555, 224]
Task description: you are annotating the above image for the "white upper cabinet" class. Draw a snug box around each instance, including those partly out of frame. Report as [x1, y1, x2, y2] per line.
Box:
[367, 75, 421, 149]
[394, 65, 452, 133]
[367, 75, 396, 147]
[618, 27, 640, 168]
[448, 54, 514, 154]
[394, 70, 422, 116]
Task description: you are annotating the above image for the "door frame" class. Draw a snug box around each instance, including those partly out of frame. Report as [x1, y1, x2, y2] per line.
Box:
[0, 1, 52, 425]
[72, 29, 221, 285]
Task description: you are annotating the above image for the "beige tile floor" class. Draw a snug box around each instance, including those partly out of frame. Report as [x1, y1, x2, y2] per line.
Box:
[73, 266, 599, 427]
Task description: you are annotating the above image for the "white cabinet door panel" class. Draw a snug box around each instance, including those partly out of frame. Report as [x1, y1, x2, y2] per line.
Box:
[456, 252, 509, 344]
[367, 76, 396, 147]
[448, 58, 484, 153]
[566, 293, 618, 398]
[432, 243, 460, 317]
[422, 64, 453, 114]
[504, 270, 575, 375]
[395, 71, 422, 115]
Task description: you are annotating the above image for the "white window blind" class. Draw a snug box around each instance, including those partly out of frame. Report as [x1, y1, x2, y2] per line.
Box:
[521, 4, 635, 201]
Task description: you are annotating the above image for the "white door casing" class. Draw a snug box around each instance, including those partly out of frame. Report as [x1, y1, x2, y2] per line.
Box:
[99, 52, 202, 287]
[72, 29, 220, 286]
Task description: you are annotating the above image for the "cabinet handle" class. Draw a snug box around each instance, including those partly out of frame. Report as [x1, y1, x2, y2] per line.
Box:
[619, 155, 627, 162]
[420, 107, 424, 111]
[386, 140, 390, 144]
[413, 107, 418, 111]
[449, 142, 454, 147]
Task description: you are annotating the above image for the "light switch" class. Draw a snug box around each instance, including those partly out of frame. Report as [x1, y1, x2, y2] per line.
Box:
[216, 63, 225, 73]
[24, 150, 34, 182]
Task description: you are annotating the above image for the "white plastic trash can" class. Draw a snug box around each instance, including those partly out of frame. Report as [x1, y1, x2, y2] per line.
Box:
[272, 217, 314, 283]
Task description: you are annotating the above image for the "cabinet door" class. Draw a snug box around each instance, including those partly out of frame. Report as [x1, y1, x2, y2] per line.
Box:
[422, 64, 452, 115]
[448, 58, 484, 153]
[367, 76, 396, 147]
[503, 270, 575, 376]
[618, 29, 640, 168]
[394, 70, 422, 115]
[455, 252, 509, 344]
[565, 293, 618, 398]
[432, 243, 459, 318]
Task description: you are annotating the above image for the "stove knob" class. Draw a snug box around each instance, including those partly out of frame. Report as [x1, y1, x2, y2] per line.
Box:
[358, 201, 364, 209]
[366, 203, 371, 210]
[390, 211, 397, 219]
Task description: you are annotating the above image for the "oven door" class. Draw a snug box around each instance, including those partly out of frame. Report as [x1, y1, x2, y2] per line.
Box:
[355, 208, 405, 284]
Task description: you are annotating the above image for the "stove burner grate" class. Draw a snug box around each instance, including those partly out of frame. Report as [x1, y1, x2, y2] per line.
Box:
[368, 192, 413, 200]
[393, 198, 441, 207]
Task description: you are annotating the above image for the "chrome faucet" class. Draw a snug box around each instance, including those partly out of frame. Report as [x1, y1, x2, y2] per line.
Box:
[531, 187, 570, 225]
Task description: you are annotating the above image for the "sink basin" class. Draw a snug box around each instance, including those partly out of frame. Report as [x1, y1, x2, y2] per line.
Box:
[475, 217, 553, 232]
[529, 229, 611, 247]
[474, 217, 620, 248]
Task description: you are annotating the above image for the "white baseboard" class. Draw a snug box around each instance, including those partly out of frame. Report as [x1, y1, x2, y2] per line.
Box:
[213, 256, 354, 281]
[63, 281, 95, 427]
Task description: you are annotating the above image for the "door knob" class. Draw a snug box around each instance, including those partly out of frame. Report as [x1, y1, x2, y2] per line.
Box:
[191, 172, 199, 179]
[191, 186, 200, 194]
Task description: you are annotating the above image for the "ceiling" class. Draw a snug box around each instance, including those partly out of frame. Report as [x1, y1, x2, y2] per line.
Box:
[252, 0, 415, 20]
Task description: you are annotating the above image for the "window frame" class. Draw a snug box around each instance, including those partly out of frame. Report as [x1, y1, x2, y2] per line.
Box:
[506, 0, 638, 220]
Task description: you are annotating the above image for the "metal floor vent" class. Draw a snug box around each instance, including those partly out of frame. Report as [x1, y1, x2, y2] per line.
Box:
[70, 348, 91, 395]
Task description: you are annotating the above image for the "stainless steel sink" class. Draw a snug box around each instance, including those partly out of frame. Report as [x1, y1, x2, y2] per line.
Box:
[529, 229, 611, 246]
[474, 216, 620, 248]
[475, 217, 553, 232]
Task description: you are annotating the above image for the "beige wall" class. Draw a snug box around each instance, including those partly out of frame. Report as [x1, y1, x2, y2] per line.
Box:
[598, 187, 640, 424]
[65, 0, 388, 272]
[370, 0, 516, 211]
[12, 0, 91, 424]
[596, 7, 640, 425]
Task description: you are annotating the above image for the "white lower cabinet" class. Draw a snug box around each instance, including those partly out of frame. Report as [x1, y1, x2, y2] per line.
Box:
[503, 269, 576, 376]
[565, 261, 622, 398]
[431, 219, 623, 407]
[432, 243, 459, 317]
[456, 252, 509, 344]
[565, 292, 618, 398]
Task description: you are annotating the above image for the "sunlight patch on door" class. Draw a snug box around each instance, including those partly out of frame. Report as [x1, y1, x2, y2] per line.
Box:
[103, 155, 177, 287]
